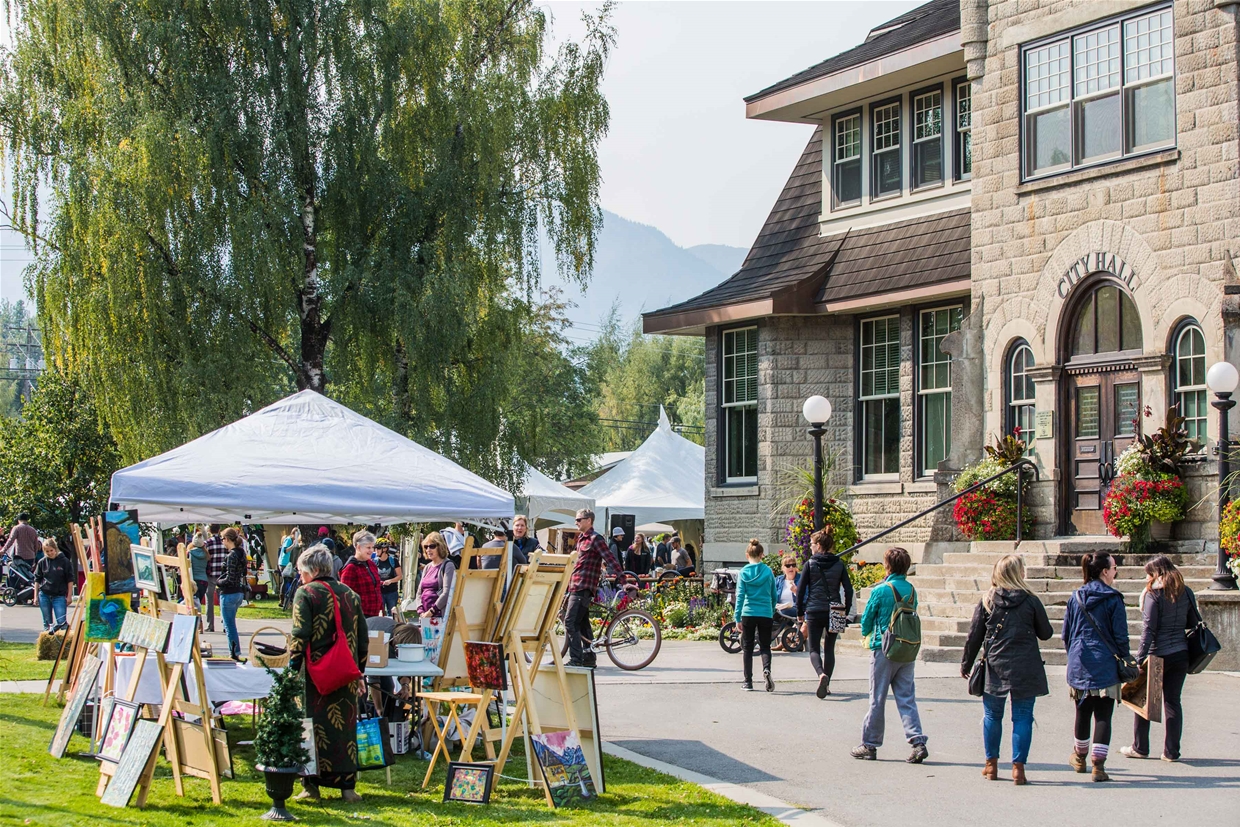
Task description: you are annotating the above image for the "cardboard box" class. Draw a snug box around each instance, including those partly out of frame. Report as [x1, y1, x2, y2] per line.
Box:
[367, 630, 389, 668]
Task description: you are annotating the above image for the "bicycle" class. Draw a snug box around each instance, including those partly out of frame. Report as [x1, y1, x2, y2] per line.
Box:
[559, 576, 662, 671]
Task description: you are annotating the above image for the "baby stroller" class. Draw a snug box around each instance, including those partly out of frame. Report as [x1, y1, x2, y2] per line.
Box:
[1, 553, 35, 606]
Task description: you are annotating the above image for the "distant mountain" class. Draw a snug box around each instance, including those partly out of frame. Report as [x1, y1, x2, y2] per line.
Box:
[686, 244, 747, 276]
[546, 211, 747, 334]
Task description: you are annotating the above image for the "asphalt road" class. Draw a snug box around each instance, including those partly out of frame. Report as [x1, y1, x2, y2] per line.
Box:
[592, 641, 1240, 827]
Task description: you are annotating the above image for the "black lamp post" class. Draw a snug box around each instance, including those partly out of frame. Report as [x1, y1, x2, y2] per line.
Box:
[1207, 360, 1239, 591]
[802, 395, 833, 531]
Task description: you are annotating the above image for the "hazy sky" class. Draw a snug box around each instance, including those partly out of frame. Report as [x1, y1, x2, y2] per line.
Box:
[0, 1, 920, 302]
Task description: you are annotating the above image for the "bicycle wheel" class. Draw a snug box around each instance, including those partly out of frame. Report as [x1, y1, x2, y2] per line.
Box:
[718, 622, 742, 654]
[604, 609, 661, 670]
[781, 624, 804, 653]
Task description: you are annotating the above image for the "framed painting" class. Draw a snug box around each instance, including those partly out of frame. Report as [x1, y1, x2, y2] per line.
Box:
[98, 699, 140, 764]
[131, 547, 159, 592]
[444, 762, 494, 805]
[84, 572, 130, 642]
[530, 729, 595, 808]
[463, 641, 507, 691]
[103, 510, 140, 595]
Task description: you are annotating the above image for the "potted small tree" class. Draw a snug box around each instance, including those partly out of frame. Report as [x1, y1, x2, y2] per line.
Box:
[254, 667, 310, 821]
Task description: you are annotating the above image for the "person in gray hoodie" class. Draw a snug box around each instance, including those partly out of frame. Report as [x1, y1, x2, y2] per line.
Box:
[733, 538, 778, 692]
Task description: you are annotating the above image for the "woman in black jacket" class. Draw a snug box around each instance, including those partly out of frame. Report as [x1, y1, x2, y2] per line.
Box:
[961, 555, 1053, 785]
[796, 526, 854, 699]
[1120, 556, 1195, 762]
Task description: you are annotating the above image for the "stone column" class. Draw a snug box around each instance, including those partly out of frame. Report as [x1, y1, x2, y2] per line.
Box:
[1134, 354, 1172, 429]
[1027, 364, 1061, 537]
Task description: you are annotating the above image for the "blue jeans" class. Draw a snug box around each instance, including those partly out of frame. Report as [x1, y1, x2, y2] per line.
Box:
[38, 594, 67, 630]
[983, 693, 1036, 764]
[220, 592, 244, 657]
[862, 648, 926, 748]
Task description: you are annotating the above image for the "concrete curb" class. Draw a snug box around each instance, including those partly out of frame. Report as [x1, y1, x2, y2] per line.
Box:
[602, 741, 848, 827]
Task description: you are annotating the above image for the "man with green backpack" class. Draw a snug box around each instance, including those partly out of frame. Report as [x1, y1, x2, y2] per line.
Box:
[851, 547, 929, 764]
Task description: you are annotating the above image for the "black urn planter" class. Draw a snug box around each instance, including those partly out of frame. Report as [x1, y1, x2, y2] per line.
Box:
[256, 765, 301, 821]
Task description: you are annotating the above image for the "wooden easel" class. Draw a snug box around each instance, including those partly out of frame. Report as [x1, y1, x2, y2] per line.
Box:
[48, 521, 105, 705]
[492, 551, 582, 806]
[96, 544, 223, 807]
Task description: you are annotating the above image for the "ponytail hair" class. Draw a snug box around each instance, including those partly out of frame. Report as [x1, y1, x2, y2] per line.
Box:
[810, 526, 835, 555]
[1081, 551, 1113, 583]
[745, 538, 764, 561]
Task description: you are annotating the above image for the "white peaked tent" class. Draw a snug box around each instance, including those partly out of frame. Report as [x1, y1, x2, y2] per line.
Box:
[515, 461, 594, 524]
[109, 390, 515, 525]
[578, 407, 705, 526]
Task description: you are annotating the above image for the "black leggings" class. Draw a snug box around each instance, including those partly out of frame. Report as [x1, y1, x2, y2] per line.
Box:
[1074, 695, 1115, 750]
[741, 616, 773, 683]
[805, 613, 838, 679]
[1134, 650, 1190, 759]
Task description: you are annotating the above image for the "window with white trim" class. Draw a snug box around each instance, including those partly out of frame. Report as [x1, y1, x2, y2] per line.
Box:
[1173, 323, 1207, 444]
[955, 78, 972, 179]
[912, 88, 943, 189]
[1007, 341, 1036, 453]
[918, 306, 961, 474]
[859, 316, 901, 478]
[833, 111, 862, 207]
[1023, 6, 1175, 179]
[721, 326, 758, 482]
[872, 101, 902, 198]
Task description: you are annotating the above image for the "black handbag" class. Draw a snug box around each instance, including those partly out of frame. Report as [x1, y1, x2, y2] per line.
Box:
[1074, 590, 1140, 685]
[967, 604, 1008, 697]
[1185, 593, 1222, 674]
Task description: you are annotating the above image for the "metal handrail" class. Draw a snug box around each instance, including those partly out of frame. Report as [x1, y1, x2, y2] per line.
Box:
[840, 457, 1041, 556]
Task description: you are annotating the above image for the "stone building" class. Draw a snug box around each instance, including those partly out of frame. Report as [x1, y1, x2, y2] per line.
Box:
[644, 0, 1240, 569]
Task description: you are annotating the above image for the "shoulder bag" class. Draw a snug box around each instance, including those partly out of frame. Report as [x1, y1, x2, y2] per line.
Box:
[1185, 591, 1222, 674]
[305, 582, 363, 695]
[1074, 590, 1140, 684]
[806, 558, 848, 633]
[967, 603, 1009, 697]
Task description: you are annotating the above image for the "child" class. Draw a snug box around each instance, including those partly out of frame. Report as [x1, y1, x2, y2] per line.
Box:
[734, 538, 778, 692]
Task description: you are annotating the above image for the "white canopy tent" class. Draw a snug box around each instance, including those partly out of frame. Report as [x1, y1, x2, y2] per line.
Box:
[109, 390, 515, 525]
[515, 461, 593, 524]
[578, 407, 705, 527]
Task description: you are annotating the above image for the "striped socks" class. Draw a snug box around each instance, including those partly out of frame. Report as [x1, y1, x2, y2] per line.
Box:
[1073, 738, 1090, 756]
[1092, 743, 1109, 762]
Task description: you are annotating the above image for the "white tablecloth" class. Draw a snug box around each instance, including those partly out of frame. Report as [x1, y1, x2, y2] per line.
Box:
[113, 654, 275, 706]
[365, 661, 444, 679]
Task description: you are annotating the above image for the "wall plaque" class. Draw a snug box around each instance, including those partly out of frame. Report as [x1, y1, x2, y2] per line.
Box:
[1035, 411, 1054, 440]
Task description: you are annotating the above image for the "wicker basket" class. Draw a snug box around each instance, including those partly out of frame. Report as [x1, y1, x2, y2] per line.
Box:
[248, 626, 292, 669]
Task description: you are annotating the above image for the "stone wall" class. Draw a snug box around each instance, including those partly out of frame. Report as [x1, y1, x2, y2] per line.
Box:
[970, 0, 1240, 540]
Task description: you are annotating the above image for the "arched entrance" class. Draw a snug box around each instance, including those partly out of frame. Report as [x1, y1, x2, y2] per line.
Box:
[1060, 278, 1144, 535]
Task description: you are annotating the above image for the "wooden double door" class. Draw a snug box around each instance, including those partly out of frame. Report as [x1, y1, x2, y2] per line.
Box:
[1065, 365, 1141, 535]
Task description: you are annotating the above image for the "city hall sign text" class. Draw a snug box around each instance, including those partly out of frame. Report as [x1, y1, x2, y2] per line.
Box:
[1057, 252, 1136, 299]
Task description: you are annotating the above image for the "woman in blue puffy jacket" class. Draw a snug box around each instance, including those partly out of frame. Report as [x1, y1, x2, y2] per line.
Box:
[1061, 551, 1130, 782]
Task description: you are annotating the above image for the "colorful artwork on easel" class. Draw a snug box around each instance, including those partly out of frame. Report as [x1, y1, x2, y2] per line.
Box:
[420, 617, 444, 666]
[103, 510, 140, 595]
[530, 729, 595, 808]
[464, 641, 507, 691]
[97, 699, 140, 764]
[118, 611, 171, 653]
[100, 719, 164, 808]
[85, 572, 130, 642]
[165, 614, 198, 664]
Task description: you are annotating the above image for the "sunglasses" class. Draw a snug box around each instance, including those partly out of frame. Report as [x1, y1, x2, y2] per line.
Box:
[783, 564, 797, 570]
[574, 517, 588, 523]
[421, 544, 437, 550]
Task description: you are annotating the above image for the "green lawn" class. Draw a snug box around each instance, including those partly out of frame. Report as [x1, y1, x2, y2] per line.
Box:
[0, 693, 778, 826]
[237, 601, 292, 620]
[0, 640, 68, 682]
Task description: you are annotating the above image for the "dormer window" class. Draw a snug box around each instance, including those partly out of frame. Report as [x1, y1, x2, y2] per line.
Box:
[912, 87, 944, 189]
[872, 100, 903, 198]
[833, 111, 862, 207]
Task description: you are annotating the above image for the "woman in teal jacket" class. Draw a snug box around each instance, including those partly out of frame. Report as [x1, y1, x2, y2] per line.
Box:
[734, 538, 778, 692]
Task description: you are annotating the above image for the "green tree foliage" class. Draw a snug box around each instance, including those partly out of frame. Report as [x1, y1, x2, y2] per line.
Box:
[254, 667, 310, 770]
[0, 368, 121, 535]
[585, 309, 704, 451]
[0, 0, 612, 491]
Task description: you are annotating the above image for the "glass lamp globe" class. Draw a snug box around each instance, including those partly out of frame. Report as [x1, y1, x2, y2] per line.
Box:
[1206, 361, 1240, 395]
[802, 395, 833, 425]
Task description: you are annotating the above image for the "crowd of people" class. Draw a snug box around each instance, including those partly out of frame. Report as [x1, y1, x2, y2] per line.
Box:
[732, 528, 1203, 783]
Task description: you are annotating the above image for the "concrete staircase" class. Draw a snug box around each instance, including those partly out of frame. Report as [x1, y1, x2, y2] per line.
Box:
[838, 539, 1216, 665]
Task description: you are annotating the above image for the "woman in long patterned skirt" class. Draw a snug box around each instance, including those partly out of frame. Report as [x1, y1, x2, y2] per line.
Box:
[289, 544, 369, 801]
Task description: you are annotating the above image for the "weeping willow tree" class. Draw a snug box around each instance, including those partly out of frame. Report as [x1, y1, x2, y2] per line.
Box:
[0, 0, 611, 488]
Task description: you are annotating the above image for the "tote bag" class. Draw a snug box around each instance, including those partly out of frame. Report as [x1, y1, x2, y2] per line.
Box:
[305, 584, 363, 695]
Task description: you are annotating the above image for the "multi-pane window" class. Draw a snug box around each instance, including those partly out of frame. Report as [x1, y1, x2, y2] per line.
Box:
[912, 89, 943, 189]
[1070, 283, 1142, 357]
[1007, 342, 1036, 452]
[1174, 323, 1207, 444]
[833, 112, 862, 207]
[872, 101, 902, 198]
[918, 306, 962, 474]
[859, 316, 901, 477]
[955, 79, 972, 179]
[1023, 6, 1175, 179]
[721, 327, 758, 482]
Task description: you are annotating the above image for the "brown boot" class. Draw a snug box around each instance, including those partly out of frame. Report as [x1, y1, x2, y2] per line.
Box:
[1012, 762, 1027, 785]
[1069, 752, 1087, 773]
[1092, 759, 1110, 782]
[982, 758, 999, 780]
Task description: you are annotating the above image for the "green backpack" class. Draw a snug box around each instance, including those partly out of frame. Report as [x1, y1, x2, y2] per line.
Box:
[881, 582, 921, 663]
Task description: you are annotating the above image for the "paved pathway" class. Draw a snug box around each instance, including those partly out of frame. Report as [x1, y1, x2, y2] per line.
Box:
[593, 641, 1240, 827]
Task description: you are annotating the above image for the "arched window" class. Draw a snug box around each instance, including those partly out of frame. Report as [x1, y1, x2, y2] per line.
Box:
[1173, 322, 1207, 443]
[1006, 341, 1036, 449]
[1070, 282, 1142, 358]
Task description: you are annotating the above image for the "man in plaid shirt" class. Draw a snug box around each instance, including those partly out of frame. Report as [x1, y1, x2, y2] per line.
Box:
[202, 524, 227, 632]
[565, 508, 622, 668]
